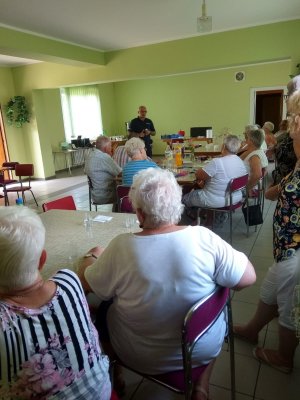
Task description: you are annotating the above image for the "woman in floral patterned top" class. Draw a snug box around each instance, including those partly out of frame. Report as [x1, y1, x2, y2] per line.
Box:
[234, 89, 300, 374]
[0, 207, 111, 400]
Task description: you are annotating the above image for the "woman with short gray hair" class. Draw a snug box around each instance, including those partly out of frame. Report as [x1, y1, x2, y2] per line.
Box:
[122, 137, 158, 185]
[79, 167, 256, 400]
[240, 128, 268, 192]
[0, 206, 111, 399]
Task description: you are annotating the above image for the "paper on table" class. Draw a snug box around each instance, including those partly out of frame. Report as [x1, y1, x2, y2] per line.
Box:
[93, 215, 113, 222]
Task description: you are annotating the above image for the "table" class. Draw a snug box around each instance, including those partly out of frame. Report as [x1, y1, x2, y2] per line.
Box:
[52, 148, 92, 174]
[40, 209, 140, 279]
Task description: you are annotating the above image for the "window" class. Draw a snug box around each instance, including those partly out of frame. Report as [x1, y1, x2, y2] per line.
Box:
[60, 85, 103, 143]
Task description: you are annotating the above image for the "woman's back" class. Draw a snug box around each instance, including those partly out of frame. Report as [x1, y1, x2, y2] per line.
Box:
[0, 270, 111, 400]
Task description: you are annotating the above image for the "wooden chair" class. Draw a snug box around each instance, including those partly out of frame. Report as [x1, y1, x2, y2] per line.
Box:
[42, 195, 76, 212]
[5, 164, 38, 206]
[196, 174, 249, 244]
[116, 286, 235, 400]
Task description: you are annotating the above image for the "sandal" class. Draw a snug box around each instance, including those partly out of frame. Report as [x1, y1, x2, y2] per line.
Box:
[233, 325, 258, 345]
[253, 347, 293, 374]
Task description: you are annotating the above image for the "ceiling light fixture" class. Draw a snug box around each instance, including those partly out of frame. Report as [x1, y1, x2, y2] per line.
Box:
[197, 0, 212, 33]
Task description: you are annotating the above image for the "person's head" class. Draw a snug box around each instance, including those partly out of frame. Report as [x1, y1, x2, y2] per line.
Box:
[279, 119, 289, 131]
[287, 90, 300, 139]
[262, 121, 274, 133]
[138, 105, 147, 120]
[223, 135, 241, 154]
[125, 137, 147, 160]
[244, 124, 259, 139]
[129, 168, 183, 228]
[0, 207, 45, 293]
[246, 128, 265, 149]
[95, 135, 112, 155]
[287, 74, 300, 98]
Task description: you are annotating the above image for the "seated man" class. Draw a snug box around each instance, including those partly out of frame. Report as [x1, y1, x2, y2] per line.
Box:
[85, 136, 122, 205]
[183, 135, 247, 210]
[122, 137, 158, 185]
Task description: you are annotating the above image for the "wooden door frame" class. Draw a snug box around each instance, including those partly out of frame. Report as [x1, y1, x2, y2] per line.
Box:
[0, 105, 10, 163]
[249, 85, 287, 125]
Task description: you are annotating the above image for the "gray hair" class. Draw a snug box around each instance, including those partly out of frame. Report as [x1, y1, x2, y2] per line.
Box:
[262, 121, 274, 132]
[125, 137, 145, 158]
[288, 89, 300, 114]
[223, 135, 241, 154]
[129, 168, 183, 227]
[244, 124, 259, 136]
[247, 128, 265, 148]
[0, 206, 45, 292]
[95, 135, 111, 151]
[287, 74, 300, 97]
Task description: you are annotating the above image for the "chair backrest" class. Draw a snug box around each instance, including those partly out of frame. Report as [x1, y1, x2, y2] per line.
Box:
[119, 195, 133, 213]
[229, 174, 248, 193]
[15, 163, 34, 177]
[2, 161, 19, 169]
[183, 286, 229, 346]
[116, 185, 131, 211]
[182, 286, 230, 398]
[42, 195, 76, 212]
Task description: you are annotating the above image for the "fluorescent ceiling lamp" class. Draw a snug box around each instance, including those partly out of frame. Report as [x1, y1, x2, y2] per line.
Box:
[197, 0, 212, 33]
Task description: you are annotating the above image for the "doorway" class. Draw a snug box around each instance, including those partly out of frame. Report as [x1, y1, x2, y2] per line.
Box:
[250, 87, 287, 132]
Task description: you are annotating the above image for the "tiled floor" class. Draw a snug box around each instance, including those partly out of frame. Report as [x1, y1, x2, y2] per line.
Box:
[1, 165, 299, 400]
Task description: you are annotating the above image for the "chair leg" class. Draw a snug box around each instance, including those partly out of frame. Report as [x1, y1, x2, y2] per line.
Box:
[229, 212, 233, 244]
[227, 293, 236, 400]
[30, 190, 38, 207]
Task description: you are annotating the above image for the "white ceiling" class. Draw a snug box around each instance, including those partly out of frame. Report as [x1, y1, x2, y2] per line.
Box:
[0, 0, 299, 67]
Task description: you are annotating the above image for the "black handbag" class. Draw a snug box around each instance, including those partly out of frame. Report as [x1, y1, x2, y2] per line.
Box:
[242, 203, 263, 226]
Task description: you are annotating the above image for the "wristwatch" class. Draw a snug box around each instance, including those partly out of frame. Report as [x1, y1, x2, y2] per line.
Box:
[84, 253, 98, 259]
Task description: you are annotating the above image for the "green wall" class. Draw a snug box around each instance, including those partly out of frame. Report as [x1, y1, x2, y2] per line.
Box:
[0, 20, 299, 178]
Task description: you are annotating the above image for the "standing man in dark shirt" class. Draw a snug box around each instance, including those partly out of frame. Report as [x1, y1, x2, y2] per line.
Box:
[128, 105, 156, 158]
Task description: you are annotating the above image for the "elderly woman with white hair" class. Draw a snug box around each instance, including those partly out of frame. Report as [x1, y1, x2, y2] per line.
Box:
[240, 127, 268, 193]
[122, 137, 158, 185]
[183, 135, 247, 212]
[0, 207, 111, 399]
[79, 168, 256, 400]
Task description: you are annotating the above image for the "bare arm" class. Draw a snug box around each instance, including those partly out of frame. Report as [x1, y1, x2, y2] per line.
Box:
[247, 155, 262, 191]
[77, 246, 105, 294]
[233, 260, 256, 291]
[265, 183, 280, 201]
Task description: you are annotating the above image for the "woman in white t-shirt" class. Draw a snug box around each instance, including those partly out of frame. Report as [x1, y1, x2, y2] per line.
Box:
[79, 168, 256, 400]
[183, 135, 247, 209]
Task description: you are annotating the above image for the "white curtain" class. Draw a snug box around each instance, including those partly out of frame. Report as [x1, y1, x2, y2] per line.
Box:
[61, 86, 103, 142]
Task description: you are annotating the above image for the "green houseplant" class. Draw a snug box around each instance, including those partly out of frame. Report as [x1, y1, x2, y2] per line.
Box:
[5, 96, 30, 127]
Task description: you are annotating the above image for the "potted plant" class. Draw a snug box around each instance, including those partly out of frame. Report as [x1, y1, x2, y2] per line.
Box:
[5, 96, 30, 127]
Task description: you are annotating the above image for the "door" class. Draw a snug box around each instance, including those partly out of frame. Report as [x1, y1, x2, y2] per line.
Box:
[255, 90, 284, 132]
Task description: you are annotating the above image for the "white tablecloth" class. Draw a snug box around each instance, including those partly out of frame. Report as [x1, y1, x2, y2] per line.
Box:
[40, 209, 139, 279]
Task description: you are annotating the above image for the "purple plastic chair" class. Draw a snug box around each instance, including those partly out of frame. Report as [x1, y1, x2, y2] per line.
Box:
[116, 184, 131, 212]
[116, 286, 236, 400]
[196, 173, 249, 244]
[119, 195, 134, 213]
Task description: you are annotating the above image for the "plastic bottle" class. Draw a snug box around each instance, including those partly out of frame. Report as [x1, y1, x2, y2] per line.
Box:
[164, 145, 173, 169]
[174, 145, 183, 167]
[16, 197, 23, 206]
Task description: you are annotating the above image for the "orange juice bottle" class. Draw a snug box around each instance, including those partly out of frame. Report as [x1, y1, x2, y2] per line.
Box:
[174, 145, 183, 167]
